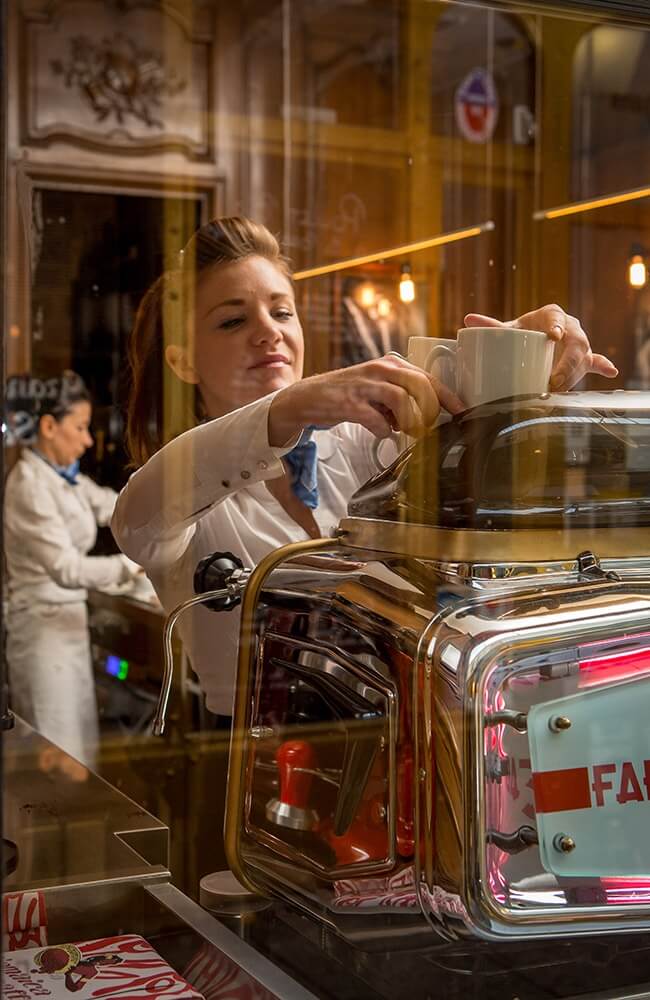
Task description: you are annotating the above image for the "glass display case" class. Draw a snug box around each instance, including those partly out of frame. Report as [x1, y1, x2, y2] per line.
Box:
[4, 1, 650, 997]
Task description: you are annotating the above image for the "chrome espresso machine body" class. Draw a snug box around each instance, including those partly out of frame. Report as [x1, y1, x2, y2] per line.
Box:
[169, 391, 650, 946]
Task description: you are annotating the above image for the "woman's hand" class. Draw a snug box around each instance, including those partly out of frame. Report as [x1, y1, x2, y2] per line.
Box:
[119, 554, 144, 583]
[464, 305, 618, 390]
[268, 355, 464, 447]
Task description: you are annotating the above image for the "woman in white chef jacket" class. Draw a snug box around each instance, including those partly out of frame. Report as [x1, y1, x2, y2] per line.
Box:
[5, 372, 141, 768]
[112, 217, 618, 721]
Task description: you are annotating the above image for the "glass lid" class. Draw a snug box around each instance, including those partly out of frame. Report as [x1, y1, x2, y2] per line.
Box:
[348, 391, 650, 530]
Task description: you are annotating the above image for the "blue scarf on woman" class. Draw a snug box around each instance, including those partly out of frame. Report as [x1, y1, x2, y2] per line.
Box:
[284, 429, 319, 509]
[31, 448, 80, 486]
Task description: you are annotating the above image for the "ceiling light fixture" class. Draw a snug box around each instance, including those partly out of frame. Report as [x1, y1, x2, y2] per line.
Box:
[293, 221, 495, 280]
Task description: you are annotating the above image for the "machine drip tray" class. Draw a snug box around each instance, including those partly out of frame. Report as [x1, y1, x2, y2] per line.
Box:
[241, 900, 650, 999]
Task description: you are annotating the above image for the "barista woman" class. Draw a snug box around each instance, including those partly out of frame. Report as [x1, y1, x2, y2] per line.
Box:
[112, 216, 618, 719]
[5, 372, 141, 769]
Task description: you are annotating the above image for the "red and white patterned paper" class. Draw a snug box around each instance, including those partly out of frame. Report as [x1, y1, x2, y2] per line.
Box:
[2, 891, 48, 952]
[2, 933, 204, 1000]
[332, 866, 418, 910]
[420, 883, 469, 923]
[332, 866, 469, 922]
[183, 942, 277, 1000]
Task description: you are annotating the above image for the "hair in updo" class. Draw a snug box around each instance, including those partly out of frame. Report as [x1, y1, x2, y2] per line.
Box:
[125, 217, 291, 467]
[4, 371, 90, 446]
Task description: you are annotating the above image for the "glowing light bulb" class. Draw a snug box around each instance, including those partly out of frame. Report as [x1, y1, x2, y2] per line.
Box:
[399, 264, 415, 303]
[358, 282, 376, 309]
[628, 253, 647, 289]
[377, 296, 392, 318]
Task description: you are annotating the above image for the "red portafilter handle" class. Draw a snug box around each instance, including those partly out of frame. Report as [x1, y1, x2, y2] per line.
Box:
[276, 740, 315, 808]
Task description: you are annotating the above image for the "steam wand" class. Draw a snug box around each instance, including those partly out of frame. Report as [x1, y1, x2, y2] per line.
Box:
[152, 552, 251, 736]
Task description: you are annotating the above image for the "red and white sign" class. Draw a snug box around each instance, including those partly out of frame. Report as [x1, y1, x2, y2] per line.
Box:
[2, 891, 48, 953]
[533, 759, 650, 813]
[454, 68, 499, 144]
[527, 677, 650, 879]
[2, 934, 203, 1000]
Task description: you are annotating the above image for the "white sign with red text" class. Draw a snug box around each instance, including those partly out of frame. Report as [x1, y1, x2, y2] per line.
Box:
[528, 676, 650, 878]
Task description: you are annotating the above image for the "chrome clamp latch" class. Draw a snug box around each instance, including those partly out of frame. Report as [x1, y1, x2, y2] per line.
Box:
[576, 550, 620, 583]
[484, 709, 528, 733]
[487, 826, 539, 854]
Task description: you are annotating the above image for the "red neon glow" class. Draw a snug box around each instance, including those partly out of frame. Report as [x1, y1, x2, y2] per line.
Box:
[579, 646, 650, 688]
[603, 878, 650, 889]
[579, 630, 650, 654]
[602, 878, 650, 904]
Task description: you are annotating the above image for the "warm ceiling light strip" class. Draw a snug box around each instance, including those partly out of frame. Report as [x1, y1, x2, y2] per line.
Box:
[534, 185, 650, 221]
[292, 220, 495, 280]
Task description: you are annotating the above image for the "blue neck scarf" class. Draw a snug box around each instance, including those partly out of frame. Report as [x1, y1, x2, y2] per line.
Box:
[32, 448, 80, 486]
[284, 429, 319, 509]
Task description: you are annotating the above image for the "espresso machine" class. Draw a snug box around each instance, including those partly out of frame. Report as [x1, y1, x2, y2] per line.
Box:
[155, 390, 650, 946]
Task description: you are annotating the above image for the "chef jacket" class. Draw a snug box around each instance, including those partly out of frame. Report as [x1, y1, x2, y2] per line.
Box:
[5, 448, 133, 610]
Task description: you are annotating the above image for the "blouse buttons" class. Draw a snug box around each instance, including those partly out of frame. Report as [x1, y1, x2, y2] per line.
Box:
[241, 470, 251, 480]
[221, 479, 230, 488]
[258, 460, 268, 471]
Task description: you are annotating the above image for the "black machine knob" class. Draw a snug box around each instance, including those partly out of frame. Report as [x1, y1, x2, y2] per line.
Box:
[194, 551, 247, 612]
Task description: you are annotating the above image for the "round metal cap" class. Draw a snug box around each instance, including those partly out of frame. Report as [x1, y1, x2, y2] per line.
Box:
[199, 870, 271, 915]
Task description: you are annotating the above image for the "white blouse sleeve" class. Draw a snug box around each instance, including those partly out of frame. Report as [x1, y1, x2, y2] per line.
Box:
[111, 392, 300, 570]
[80, 476, 119, 526]
[329, 420, 382, 486]
[5, 476, 132, 591]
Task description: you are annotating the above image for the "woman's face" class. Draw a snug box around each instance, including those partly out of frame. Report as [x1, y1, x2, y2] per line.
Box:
[38, 401, 93, 466]
[186, 255, 304, 417]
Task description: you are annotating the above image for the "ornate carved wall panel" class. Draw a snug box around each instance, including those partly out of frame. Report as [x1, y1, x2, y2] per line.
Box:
[19, 0, 214, 160]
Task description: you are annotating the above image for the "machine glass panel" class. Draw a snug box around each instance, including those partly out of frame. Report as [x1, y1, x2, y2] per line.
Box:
[245, 634, 394, 876]
[421, 590, 650, 938]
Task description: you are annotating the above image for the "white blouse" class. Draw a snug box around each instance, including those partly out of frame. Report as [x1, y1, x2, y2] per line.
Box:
[111, 392, 377, 715]
[5, 448, 131, 610]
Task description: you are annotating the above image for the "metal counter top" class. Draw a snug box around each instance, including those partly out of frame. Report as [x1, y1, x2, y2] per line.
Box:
[3, 717, 170, 891]
[8, 719, 650, 998]
[1, 720, 317, 1000]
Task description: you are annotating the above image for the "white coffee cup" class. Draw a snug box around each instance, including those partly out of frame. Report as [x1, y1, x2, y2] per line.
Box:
[371, 328, 553, 470]
[407, 335, 456, 369]
[371, 338, 456, 469]
[407, 335, 457, 390]
[425, 327, 554, 408]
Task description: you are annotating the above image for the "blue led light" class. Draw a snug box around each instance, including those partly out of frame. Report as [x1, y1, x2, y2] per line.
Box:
[106, 654, 121, 677]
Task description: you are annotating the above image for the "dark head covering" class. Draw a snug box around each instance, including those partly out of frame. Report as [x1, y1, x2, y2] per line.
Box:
[5, 371, 89, 446]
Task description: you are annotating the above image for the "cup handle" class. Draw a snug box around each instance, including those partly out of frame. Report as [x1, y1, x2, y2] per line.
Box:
[371, 432, 402, 472]
[369, 353, 411, 470]
[424, 343, 456, 374]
